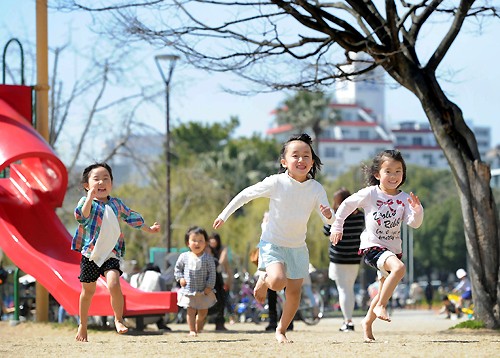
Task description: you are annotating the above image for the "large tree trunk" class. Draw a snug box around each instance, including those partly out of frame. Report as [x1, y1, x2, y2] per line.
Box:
[406, 72, 500, 328]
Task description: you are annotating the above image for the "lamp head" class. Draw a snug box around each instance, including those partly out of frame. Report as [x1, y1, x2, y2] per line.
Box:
[155, 54, 180, 62]
[155, 54, 180, 83]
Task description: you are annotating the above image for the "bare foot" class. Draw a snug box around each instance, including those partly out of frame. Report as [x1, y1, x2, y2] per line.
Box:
[275, 330, 293, 344]
[361, 319, 375, 343]
[373, 305, 391, 322]
[75, 324, 88, 342]
[115, 319, 129, 334]
[275, 323, 293, 343]
[253, 274, 268, 304]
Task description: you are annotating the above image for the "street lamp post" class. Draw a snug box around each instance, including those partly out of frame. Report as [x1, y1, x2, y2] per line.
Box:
[155, 54, 179, 253]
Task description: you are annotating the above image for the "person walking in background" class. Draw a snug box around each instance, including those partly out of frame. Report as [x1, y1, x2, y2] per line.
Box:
[72, 162, 161, 342]
[323, 187, 364, 332]
[330, 150, 424, 343]
[213, 133, 334, 343]
[409, 282, 424, 308]
[208, 232, 234, 330]
[425, 281, 434, 310]
[175, 226, 217, 337]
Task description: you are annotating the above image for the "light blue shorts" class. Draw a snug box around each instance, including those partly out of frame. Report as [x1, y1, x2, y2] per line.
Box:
[257, 240, 309, 280]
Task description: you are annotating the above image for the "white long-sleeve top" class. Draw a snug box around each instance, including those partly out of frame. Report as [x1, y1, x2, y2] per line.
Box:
[331, 185, 424, 255]
[218, 172, 334, 248]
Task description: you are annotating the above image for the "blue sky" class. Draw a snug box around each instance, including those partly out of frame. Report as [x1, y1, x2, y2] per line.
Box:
[2, 1, 500, 153]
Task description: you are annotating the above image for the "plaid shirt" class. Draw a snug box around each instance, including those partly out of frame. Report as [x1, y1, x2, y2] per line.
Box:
[71, 196, 145, 259]
[174, 252, 216, 294]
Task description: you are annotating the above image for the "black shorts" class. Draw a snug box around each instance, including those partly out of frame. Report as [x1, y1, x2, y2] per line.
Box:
[361, 247, 403, 272]
[79, 256, 123, 283]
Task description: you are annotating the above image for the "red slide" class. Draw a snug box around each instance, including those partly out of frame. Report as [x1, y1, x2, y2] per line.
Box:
[0, 85, 176, 317]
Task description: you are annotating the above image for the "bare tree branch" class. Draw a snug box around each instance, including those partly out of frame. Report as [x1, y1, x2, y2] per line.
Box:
[426, 0, 474, 71]
[66, 62, 109, 173]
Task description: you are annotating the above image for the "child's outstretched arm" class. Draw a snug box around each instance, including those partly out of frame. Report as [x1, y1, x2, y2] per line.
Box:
[319, 204, 333, 220]
[329, 232, 343, 246]
[142, 222, 161, 233]
[215, 176, 274, 229]
[174, 254, 186, 287]
[406, 192, 424, 228]
[213, 218, 224, 229]
[81, 184, 98, 218]
[328, 187, 368, 245]
[408, 192, 421, 209]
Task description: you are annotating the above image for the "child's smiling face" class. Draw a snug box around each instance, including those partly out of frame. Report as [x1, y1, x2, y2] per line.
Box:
[85, 166, 113, 200]
[281, 140, 314, 182]
[375, 157, 404, 195]
[188, 232, 207, 256]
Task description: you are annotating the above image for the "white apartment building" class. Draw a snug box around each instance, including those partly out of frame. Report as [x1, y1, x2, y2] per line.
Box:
[267, 103, 392, 178]
[393, 120, 491, 168]
[392, 121, 448, 168]
[486, 146, 500, 188]
[266, 58, 492, 180]
[267, 110, 492, 180]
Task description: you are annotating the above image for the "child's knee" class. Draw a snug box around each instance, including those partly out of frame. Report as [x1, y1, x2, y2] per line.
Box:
[81, 283, 96, 297]
[383, 256, 405, 276]
[391, 261, 406, 278]
[267, 275, 287, 291]
[198, 309, 208, 319]
[107, 281, 122, 295]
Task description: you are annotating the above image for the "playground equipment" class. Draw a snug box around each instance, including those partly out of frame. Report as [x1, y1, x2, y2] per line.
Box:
[0, 40, 176, 324]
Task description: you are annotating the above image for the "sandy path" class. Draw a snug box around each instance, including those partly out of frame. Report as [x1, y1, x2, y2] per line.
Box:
[0, 309, 498, 357]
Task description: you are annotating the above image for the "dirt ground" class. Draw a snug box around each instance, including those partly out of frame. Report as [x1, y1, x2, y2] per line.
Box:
[0, 309, 498, 358]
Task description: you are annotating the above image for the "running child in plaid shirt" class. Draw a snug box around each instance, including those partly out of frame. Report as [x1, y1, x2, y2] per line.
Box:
[72, 162, 160, 342]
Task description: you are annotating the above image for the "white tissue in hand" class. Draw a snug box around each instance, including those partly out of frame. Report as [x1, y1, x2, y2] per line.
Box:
[90, 205, 120, 267]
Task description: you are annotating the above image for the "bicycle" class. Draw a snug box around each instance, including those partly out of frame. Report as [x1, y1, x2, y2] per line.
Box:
[447, 293, 474, 319]
[232, 271, 324, 325]
[234, 272, 270, 323]
[273, 285, 324, 326]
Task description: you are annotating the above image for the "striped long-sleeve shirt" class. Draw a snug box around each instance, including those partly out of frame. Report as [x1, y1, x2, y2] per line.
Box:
[324, 210, 365, 264]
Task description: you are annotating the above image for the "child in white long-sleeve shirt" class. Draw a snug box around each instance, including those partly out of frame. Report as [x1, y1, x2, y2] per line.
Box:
[330, 150, 423, 343]
[213, 133, 333, 343]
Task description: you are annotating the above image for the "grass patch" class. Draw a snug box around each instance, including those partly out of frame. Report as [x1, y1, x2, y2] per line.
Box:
[451, 319, 485, 329]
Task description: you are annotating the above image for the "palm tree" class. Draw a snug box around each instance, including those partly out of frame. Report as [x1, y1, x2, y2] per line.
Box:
[275, 90, 338, 153]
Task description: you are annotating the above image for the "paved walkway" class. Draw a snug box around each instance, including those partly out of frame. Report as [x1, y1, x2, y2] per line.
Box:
[320, 307, 462, 333]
